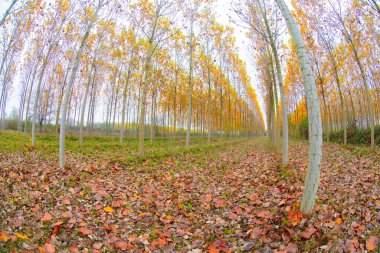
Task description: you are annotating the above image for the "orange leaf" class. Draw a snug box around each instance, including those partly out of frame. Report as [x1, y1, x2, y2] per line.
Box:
[288, 210, 302, 223]
[38, 246, 46, 253]
[366, 236, 378, 251]
[62, 199, 71, 205]
[0, 231, 10, 242]
[44, 243, 55, 253]
[41, 213, 53, 222]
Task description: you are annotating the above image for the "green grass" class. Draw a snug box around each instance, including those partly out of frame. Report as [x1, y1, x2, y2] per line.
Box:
[0, 130, 254, 166]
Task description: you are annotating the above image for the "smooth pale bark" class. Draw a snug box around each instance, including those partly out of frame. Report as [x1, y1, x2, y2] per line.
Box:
[138, 12, 158, 156]
[138, 43, 153, 156]
[120, 56, 133, 145]
[173, 70, 178, 137]
[219, 67, 223, 141]
[261, 8, 289, 165]
[80, 42, 100, 144]
[275, 0, 323, 215]
[59, 2, 101, 168]
[207, 65, 212, 143]
[186, 20, 194, 149]
[316, 63, 330, 142]
[150, 84, 157, 143]
[269, 53, 280, 148]
[24, 68, 37, 133]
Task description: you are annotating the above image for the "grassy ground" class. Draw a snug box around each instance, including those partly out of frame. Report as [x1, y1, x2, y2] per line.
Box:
[0, 131, 250, 166]
[0, 131, 379, 252]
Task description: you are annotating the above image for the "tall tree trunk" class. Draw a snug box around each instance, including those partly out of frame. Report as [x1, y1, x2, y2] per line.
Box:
[207, 66, 212, 143]
[59, 1, 102, 167]
[138, 13, 158, 156]
[24, 69, 37, 134]
[316, 63, 329, 142]
[120, 57, 133, 145]
[276, 0, 323, 215]
[186, 20, 194, 149]
[263, 12, 289, 165]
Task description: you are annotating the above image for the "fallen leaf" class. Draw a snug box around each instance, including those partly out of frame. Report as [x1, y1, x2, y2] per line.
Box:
[114, 240, 130, 250]
[62, 199, 71, 205]
[228, 212, 240, 221]
[335, 218, 342, 224]
[15, 233, 28, 240]
[78, 227, 92, 236]
[44, 243, 55, 253]
[256, 210, 270, 218]
[366, 236, 378, 251]
[300, 227, 317, 239]
[248, 229, 262, 239]
[41, 213, 53, 222]
[288, 210, 302, 224]
[285, 242, 298, 253]
[69, 245, 79, 253]
[93, 242, 102, 250]
[0, 231, 10, 242]
[38, 245, 46, 253]
[213, 198, 227, 208]
[104, 206, 115, 213]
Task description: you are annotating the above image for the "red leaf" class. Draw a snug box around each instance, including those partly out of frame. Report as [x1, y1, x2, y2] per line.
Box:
[69, 245, 79, 253]
[300, 227, 316, 239]
[114, 240, 130, 250]
[288, 210, 302, 224]
[78, 227, 92, 236]
[228, 212, 240, 221]
[248, 228, 262, 239]
[93, 242, 102, 250]
[285, 242, 298, 253]
[256, 210, 270, 218]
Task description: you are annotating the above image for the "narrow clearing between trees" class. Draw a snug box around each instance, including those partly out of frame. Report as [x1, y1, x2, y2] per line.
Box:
[0, 138, 379, 252]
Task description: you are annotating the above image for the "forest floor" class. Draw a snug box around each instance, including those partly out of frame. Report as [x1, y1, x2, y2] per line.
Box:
[0, 132, 379, 253]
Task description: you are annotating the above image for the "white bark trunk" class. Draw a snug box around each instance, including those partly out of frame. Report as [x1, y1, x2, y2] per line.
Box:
[186, 20, 194, 149]
[59, 2, 102, 167]
[275, 0, 323, 215]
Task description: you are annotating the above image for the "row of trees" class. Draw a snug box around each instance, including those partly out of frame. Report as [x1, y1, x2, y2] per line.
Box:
[0, 0, 265, 161]
[286, 0, 379, 148]
[231, 0, 378, 213]
[233, 0, 379, 171]
[2, 0, 334, 214]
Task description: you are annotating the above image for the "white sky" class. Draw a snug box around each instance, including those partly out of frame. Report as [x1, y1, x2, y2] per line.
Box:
[2, 0, 293, 126]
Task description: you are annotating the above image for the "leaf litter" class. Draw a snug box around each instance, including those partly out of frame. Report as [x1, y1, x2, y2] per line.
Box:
[0, 140, 379, 252]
